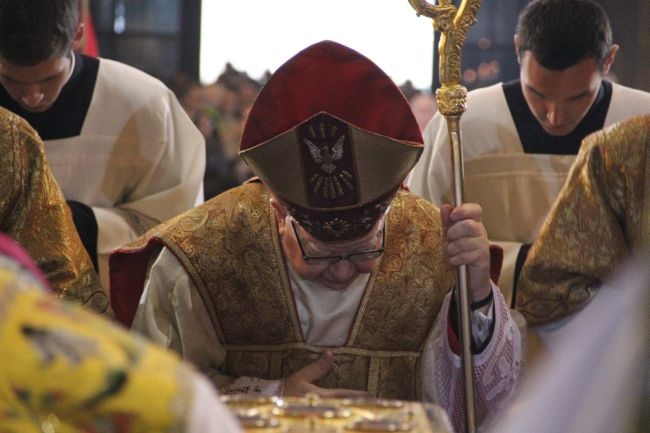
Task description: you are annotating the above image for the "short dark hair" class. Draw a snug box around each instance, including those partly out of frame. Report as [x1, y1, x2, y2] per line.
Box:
[516, 0, 613, 70]
[0, 0, 79, 65]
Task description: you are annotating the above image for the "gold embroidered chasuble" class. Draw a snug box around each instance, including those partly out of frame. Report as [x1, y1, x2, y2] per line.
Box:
[0, 108, 107, 312]
[125, 182, 453, 399]
[517, 115, 650, 327]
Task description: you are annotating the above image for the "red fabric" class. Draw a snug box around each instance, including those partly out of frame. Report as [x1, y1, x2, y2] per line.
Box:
[0, 232, 50, 290]
[240, 40, 422, 151]
[109, 238, 163, 327]
[80, 0, 100, 57]
[489, 244, 504, 284]
[447, 314, 461, 355]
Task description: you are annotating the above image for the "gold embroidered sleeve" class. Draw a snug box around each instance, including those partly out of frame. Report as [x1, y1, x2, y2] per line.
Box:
[0, 110, 107, 313]
[516, 116, 648, 326]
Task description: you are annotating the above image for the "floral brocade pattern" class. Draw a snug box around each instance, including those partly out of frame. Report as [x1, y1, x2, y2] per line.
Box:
[0, 264, 193, 433]
[352, 193, 452, 351]
[146, 183, 453, 399]
[517, 115, 649, 326]
[163, 183, 298, 345]
[0, 108, 106, 312]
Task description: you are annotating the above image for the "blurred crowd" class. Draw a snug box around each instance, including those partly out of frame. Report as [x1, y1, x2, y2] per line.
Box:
[170, 64, 268, 200]
[399, 80, 438, 133]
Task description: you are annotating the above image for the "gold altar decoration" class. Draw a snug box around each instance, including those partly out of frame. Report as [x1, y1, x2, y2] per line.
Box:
[221, 394, 453, 433]
[406, 1, 483, 432]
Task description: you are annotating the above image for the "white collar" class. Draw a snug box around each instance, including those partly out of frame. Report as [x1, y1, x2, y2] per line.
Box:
[64, 51, 76, 84]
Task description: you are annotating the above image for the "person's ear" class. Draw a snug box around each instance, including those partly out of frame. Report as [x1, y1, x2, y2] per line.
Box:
[270, 197, 288, 235]
[601, 44, 619, 75]
[514, 34, 521, 64]
[71, 23, 85, 52]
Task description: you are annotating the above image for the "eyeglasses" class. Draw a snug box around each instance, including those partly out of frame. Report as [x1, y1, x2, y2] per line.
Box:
[291, 220, 385, 267]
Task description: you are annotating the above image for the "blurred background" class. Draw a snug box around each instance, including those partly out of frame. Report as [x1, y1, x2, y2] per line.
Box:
[83, 0, 649, 199]
[88, 0, 649, 92]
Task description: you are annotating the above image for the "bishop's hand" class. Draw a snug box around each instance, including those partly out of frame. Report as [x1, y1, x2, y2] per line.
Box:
[440, 202, 492, 303]
[282, 351, 369, 398]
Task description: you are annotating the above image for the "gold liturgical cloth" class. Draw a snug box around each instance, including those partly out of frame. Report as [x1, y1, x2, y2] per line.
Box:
[0, 107, 106, 312]
[222, 395, 453, 433]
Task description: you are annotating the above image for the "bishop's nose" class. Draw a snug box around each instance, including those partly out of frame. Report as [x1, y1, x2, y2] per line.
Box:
[328, 259, 357, 281]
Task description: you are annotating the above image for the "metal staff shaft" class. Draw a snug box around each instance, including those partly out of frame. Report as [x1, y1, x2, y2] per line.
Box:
[407, 2, 482, 432]
[447, 115, 475, 433]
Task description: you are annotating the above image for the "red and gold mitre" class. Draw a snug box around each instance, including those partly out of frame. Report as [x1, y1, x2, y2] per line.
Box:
[239, 40, 423, 241]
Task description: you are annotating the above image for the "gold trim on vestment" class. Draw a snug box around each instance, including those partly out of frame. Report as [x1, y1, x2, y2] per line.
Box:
[222, 342, 421, 358]
[348, 263, 381, 345]
[269, 203, 303, 342]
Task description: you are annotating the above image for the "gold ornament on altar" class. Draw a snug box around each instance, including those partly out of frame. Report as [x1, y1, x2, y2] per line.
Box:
[221, 394, 453, 432]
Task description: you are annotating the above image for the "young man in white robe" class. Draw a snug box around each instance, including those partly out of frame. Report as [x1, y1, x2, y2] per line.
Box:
[0, 0, 205, 290]
[407, 0, 650, 305]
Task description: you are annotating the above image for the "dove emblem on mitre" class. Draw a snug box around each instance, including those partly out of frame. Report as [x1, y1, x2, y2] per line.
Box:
[304, 135, 344, 174]
[302, 125, 355, 200]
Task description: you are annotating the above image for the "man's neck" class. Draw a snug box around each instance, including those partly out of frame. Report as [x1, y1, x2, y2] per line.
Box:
[503, 79, 612, 155]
